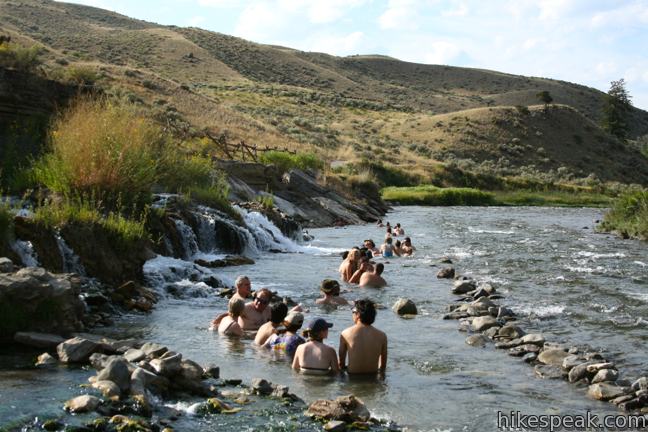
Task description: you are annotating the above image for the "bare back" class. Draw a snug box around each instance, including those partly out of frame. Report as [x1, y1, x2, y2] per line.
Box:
[359, 272, 387, 288]
[254, 321, 275, 345]
[292, 340, 339, 374]
[339, 324, 387, 374]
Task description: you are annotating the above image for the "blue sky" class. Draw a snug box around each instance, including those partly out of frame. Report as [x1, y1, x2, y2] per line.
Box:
[59, 0, 648, 111]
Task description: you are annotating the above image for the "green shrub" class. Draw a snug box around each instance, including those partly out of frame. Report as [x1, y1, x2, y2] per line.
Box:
[254, 193, 274, 210]
[259, 151, 324, 173]
[65, 66, 99, 85]
[0, 200, 14, 247]
[0, 41, 41, 71]
[382, 185, 496, 206]
[598, 190, 648, 239]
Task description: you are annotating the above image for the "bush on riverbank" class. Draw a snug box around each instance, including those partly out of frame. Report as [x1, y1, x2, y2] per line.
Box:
[259, 150, 324, 173]
[382, 185, 496, 206]
[492, 190, 612, 207]
[598, 190, 648, 240]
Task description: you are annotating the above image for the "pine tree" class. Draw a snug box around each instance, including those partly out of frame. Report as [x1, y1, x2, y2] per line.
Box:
[602, 79, 632, 140]
[536, 91, 553, 112]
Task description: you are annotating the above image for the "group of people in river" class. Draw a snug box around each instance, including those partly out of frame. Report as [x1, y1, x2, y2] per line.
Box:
[210, 221, 412, 376]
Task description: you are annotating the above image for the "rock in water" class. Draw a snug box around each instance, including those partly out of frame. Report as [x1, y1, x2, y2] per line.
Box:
[92, 380, 121, 398]
[64, 395, 101, 413]
[471, 316, 499, 332]
[587, 383, 629, 401]
[591, 369, 619, 384]
[57, 337, 102, 363]
[96, 357, 131, 393]
[251, 378, 274, 396]
[537, 349, 570, 367]
[14, 332, 65, 349]
[392, 298, 417, 315]
[35, 352, 57, 366]
[452, 280, 476, 295]
[306, 395, 370, 423]
[465, 335, 489, 347]
[436, 267, 455, 279]
[0, 257, 13, 273]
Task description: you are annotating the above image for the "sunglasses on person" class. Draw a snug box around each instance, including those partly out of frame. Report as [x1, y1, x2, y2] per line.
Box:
[254, 297, 269, 305]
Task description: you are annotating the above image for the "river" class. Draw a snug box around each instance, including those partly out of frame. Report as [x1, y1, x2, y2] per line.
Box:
[1, 206, 647, 431]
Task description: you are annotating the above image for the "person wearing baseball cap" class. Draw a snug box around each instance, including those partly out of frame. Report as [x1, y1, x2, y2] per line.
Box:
[292, 317, 339, 375]
[316, 279, 348, 306]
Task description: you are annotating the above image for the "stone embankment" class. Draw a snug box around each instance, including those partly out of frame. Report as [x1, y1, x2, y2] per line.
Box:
[437, 263, 648, 415]
[14, 331, 397, 431]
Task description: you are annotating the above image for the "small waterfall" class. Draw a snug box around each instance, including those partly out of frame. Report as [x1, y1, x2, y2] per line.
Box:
[55, 233, 86, 275]
[10, 240, 39, 267]
[195, 206, 258, 256]
[237, 207, 301, 253]
[173, 219, 200, 259]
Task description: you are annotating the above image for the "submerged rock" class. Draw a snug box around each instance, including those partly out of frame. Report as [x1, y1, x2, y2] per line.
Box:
[537, 349, 570, 367]
[465, 334, 489, 347]
[587, 383, 629, 401]
[436, 267, 455, 279]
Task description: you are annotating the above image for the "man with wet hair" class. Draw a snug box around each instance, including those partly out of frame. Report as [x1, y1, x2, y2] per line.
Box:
[254, 302, 289, 345]
[211, 275, 252, 327]
[359, 263, 387, 288]
[316, 279, 348, 305]
[339, 298, 388, 374]
[239, 287, 272, 331]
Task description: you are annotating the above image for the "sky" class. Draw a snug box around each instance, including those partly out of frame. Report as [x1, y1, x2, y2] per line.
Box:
[57, 0, 648, 111]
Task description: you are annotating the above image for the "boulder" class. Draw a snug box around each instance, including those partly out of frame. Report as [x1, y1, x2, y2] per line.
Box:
[495, 338, 522, 349]
[522, 353, 538, 363]
[568, 362, 595, 383]
[131, 367, 170, 396]
[180, 359, 204, 381]
[203, 364, 220, 379]
[150, 352, 182, 377]
[471, 316, 499, 332]
[452, 280, 476, 295]
[520, 334, 545, 346]
[508, 344, 540, 357]
[324, 420, 347, 432]
[483, 326, 500, 339]
[591, 369, 619, 384]
[561, 355, 583, 371]
[537, 349, 570, 367]
[479, 283, 496, 295]
[36, 352, 57, 366]
[496, 325, 525, 340]
[64, 395, 101, 413]
[14, 332, 65, 349]
[587, 383, 629, 401]
[465, 335, 489, 347]
[436, 267, 455, 279]
[92, 380, 121, 398]
[89, 353, 113, 370]
[392, 298, 417, 315]
[124, 348, 146, 363]
[194, 255, 255, 268]
[632, 377, 648, 392]
[586, 362, 616, 373]
[251, 378, 274, 396]
[140, 342, 168, 358]
[306, 395, 370, 423]
[57, 337, 102, 363]
[534, 365, 564, 380]
[96, 357, 131, 393]
[0, 268, 85, 338]
[0, 257, 13, 273]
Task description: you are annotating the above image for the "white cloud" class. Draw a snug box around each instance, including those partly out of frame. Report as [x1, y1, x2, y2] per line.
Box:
[307, 31, 365, 55]
[422, 41, 464, 65]
[442, 1, 469, 17]
[378, 0, 419, 30]
[308, 0, 367, 24]
[234, 2, 289, 42]
[595, 61, 618, 77]
[590, 2, 648, 28]
[197, 0, 239, 6]
[537, 0, 574, 21]
[188, 15, 206, 26]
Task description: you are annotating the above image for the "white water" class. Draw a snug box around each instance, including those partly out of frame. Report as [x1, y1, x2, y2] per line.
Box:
[10, 240, 39, 267]
[54, 234, 86, 275]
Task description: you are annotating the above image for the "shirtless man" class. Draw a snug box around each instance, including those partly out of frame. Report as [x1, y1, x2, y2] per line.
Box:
[239, 288, 272, 331]
[254, 302, 288, 345]
[339, 248, 361, 283]
[211, 275, 252, 327]
[292, 318, 339, 375]
[359, 263, 387, 288]
[393, 223, 404, 236]
[400, 237, 416, 256]
[315, 279, 348, 305]
[339, 299, 388, 374]
[349, 256, 373, 284]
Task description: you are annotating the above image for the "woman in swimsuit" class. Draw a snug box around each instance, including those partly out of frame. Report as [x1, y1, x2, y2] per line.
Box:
[292, 318, 339, 375]
[380, 237, 395, 258]
[218, 298, 245, 336]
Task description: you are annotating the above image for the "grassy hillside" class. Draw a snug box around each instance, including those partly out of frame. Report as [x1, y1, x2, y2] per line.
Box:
[2, 0, 648, 188]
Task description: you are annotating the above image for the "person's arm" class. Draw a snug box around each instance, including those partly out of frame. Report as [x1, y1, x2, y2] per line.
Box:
[231, 322, 244, 337]
[348, 264, 367, 284]
[328, 346, 340, 373]
[379, 334, 388, 372]
[211, 312, 228, 327]
[292, 346, 302, 370]
[338, 334, 348, 370]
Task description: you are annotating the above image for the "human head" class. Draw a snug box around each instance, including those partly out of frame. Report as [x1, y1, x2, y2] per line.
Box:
[253, 288, 272, 312]
[341, 250, 349, 260]
[396, 223, 401, 228]
[348, 249, 361, 262]
[363, 239, 375, 249]
[386, 227, 392, 234]
[284, 311, 304, 333]
[404, 237, 411, 245]
[320, 279, 340, 296]
[270, 302, 288, 325]
[375, 263, 384, 275]
[303, 317, 333, 341]
[228, 298, 245, 318]
[385, 237, 392, 245]
[395, 240, 401, 248]
[235, 275, 251, 298]
[353, 298, 377, 325]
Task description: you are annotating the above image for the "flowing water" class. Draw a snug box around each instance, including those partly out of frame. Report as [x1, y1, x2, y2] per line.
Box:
[2, 206, 647, 431]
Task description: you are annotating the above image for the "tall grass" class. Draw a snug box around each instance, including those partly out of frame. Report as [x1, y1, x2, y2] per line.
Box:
[0, 41, 41, 71]
[259, 151, 324, 173]
[598, 190, 648, 240]
[493, 190, 612, 207]
[382, 185, 496, 206]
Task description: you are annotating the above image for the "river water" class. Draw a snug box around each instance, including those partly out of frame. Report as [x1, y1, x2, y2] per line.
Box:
[2, 206, 647, 431]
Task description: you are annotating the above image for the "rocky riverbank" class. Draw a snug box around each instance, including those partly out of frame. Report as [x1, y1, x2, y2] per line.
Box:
[435, 262, 648, 416]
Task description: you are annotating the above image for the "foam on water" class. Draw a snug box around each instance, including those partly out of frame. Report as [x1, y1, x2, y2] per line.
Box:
[514, 304, 566, 318]
[468, 227, 515, 235]
[574, 251, 626, 259]
[564, 265, 606, 274]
